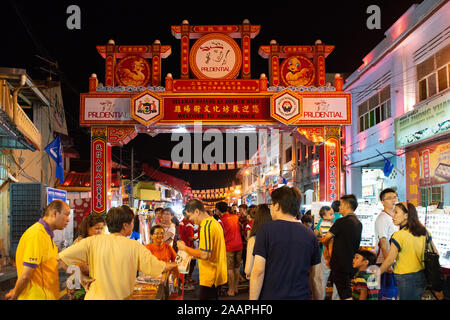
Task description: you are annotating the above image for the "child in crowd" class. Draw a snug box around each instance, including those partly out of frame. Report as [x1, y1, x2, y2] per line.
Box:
[300, 214, 313, 228]
[314, 206, 339, 300]
[314, 206, 335, 238]
[351, 249, 379, 300]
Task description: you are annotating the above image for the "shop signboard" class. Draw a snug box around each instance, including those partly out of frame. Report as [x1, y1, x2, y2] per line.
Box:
[271, 91, 351, 125]
[405, 150, 421, 207]
[296, 92, 351, 125]
[405, 139, 450, 206]
[355, 204, 378, 247]
[80, 93, 134, 125]
[46, 187, 67, 204]
[312, 159, 319, 175]
[138, 189, 161, 201]
[395, 92, 450, 149]
[46, 188, 72, 249]
[418, 140, 450, 186]
[362, 185, 374, 197]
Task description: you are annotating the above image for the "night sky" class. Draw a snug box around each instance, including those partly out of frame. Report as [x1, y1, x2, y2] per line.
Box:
[1, 0, 418, 189]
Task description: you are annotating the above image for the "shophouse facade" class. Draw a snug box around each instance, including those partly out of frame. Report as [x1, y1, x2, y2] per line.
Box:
[0, 68, 69, 256]
[343, 0, 449, 204]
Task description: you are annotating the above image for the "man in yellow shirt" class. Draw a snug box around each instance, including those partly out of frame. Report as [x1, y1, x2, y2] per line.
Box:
[177, 199, 227, 300]
[58, 206, 178, 300]
[5, 200, 71, 300]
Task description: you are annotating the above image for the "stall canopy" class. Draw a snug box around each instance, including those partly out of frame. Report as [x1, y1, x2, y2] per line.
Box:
[59, 171, 120, 189]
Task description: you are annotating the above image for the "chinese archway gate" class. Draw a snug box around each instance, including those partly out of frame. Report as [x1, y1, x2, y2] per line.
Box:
[80, 20, 351, 215]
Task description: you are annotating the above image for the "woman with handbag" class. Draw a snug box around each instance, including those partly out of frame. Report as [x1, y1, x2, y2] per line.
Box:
[379, 201, 438, 300]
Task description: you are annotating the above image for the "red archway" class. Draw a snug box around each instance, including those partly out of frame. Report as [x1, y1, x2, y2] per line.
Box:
[79, 22, 351, 214]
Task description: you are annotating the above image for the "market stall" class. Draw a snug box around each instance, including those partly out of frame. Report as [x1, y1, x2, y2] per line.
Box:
[124, 271, 185, 300]
[417, 205, 450, 270]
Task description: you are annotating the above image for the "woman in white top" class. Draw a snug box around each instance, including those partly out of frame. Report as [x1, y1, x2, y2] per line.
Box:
[245, 204, 272, 279]
[160, 208, 176, 247]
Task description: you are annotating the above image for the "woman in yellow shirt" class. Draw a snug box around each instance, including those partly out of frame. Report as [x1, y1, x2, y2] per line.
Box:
[379, 201, 437, 300]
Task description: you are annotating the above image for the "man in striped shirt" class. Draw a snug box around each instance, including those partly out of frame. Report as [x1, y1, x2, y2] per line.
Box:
[177, 199, 227, 300]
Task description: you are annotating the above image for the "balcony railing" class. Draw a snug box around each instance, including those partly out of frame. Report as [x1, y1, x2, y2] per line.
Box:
[0, 79, 41, 150]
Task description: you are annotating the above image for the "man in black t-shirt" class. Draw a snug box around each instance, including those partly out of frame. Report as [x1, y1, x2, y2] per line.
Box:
[321, 194, 362, 300]
[249, 186, 322, 300]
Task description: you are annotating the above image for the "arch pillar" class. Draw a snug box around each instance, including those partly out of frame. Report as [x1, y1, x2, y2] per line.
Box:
[90, 127, 111, 215]
[319, 127, 341, 202]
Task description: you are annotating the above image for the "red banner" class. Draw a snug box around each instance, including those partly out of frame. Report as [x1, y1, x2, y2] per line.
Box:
[73, 198, 91, 231]
[172, 161, 180, 169]
[405, 150, 420, 207]
[325, 137, 340, 202]
[157, 159, 261, 171]
[160, 95, 275, 124]
[172, 79, 261, 93]
[422, 150, 430, 184]
[312, 159, 319, 175]
[91, 138, 107, 214]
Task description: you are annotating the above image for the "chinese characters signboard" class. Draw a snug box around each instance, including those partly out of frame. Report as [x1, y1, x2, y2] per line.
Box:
[160, 95, 276, 124]
[319, 127, 341, 202]
[80, 91, 350, 126]
[312, 159, 319, 175]
[324, 137, 340, 202]
[91, 128, 110, 215]
[405, 139, 450, 206]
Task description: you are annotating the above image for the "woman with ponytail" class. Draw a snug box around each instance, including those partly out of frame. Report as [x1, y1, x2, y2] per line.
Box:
[379, 201, 438, 300]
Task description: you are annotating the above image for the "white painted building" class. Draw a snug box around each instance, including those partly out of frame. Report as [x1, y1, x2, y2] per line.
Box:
[343, 0, 449, 203]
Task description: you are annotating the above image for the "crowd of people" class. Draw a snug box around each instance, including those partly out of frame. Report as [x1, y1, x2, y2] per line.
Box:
[4, 186, 442, 300]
